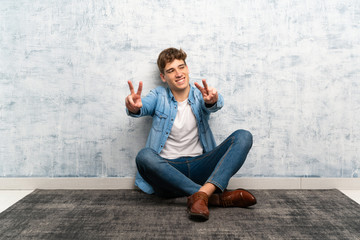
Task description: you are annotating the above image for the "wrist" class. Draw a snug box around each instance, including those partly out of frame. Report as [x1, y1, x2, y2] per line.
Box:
[205, 102, 216, 108]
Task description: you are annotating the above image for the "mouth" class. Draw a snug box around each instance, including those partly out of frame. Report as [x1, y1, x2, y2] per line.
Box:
[175, 77, 186, 84]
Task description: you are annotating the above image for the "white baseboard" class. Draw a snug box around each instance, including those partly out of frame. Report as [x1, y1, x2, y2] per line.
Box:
[0, 178, 135, 190]
[0, 177, 359, 190]
[228, 178, 360, 190]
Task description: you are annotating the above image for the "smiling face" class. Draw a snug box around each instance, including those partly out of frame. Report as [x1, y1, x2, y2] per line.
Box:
[160, 59, 190, 94]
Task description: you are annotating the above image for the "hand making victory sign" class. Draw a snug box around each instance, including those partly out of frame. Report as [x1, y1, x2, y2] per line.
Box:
[125, 80, 143, 114]
[194, 79, 218, 105]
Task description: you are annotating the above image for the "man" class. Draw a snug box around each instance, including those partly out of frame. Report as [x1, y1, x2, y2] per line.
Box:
[125, 48, 256, 221]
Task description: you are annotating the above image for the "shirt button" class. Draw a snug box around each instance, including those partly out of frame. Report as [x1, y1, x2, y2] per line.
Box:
[166, 132, 169, 134]
[171, 119, 174, 121]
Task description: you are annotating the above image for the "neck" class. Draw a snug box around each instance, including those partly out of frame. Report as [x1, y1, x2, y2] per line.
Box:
[170, 84, 190, 102]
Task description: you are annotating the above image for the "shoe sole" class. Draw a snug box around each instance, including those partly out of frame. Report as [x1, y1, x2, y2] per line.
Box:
[188, 210, 209, 221]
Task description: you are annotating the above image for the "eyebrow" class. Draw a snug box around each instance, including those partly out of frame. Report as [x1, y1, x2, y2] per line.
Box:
[165, 64, 186, 73]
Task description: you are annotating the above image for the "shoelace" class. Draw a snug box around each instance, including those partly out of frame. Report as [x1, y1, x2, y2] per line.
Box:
[221, 197, 234, 207]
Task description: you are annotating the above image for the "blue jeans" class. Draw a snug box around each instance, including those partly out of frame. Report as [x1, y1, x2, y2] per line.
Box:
[136, 129, 253, 198]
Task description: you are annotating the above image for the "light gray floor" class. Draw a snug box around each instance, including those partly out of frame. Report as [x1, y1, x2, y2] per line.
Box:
[0, 190, 34, 213]
[0, 190, 359, 213]
[339, 190, 360, 205]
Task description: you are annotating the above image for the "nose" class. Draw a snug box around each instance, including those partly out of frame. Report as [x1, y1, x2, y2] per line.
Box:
[175, 70, 182, 77]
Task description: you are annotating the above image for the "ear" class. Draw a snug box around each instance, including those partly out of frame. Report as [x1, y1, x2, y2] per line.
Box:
[160, 73, 166, 83]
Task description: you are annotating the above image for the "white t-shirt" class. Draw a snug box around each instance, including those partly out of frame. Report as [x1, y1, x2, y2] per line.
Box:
[160, 99, 203, 159]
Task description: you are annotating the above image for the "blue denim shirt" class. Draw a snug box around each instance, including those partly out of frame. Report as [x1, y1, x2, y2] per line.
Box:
[127, 84, 224, 194]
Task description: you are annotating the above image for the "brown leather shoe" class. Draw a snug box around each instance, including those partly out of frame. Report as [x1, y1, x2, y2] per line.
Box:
[209, 188, 257, 208]
[187, 191, 209, 220]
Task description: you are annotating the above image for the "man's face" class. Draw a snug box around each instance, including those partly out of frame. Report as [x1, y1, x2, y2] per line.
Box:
[160, 59, 190, 92]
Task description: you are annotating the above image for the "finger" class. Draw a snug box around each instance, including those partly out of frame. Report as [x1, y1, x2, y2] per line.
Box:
[137, 81, 143, 96]
[136, 101, 143, 108]
[213, 91, 218, 102]
[125, 98, 133, 111]
[211, 89, 218, 101]
[194, 82, 204, 92]
[127, 95, 135, 107]
[202, 79, 209, 94]
[128, 80, 135, 94]
[210, 88, 217, 96]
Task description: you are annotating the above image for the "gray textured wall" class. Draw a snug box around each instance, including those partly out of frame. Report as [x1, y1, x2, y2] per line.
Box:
[1, 0, 359, 178]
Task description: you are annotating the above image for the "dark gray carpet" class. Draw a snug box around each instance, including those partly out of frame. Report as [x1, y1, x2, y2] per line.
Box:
[0, 189, 359, 239]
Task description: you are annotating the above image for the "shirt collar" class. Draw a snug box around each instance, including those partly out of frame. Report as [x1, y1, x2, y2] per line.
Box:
[166, 87, 176, 102]
[166, 84, 195, 103]
[188, 85, 195, 104]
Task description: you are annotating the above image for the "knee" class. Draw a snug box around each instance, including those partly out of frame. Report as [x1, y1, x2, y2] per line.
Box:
[135, 148, 157, 169]
[233, 129, 253, 148]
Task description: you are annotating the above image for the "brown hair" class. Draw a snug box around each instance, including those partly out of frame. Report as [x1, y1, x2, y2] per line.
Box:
[157, 48, 187, 74]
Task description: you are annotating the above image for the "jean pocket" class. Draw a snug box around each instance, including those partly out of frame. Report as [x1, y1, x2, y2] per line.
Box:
[153, 110, 168, 132]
